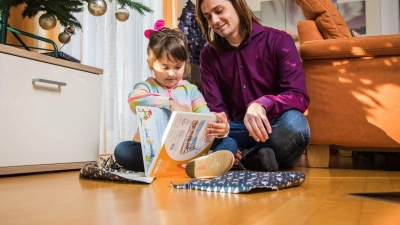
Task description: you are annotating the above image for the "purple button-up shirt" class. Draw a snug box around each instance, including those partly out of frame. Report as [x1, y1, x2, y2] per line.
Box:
[199, 22, 309, 121]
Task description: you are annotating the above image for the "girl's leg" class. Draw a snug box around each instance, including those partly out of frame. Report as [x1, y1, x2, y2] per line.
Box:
[113, 141, 145, 172]
[228, 122, 257, 150]
[210, 137, 238, 156]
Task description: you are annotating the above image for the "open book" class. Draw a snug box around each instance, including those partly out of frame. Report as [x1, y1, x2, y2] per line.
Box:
[110, 106, 217, 183]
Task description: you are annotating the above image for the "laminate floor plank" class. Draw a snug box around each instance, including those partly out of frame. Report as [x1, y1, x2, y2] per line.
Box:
[1, 154, 400, 225]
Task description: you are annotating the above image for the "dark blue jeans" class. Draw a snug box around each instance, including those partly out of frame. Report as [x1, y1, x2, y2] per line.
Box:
[229, 110, 310, 168]
[113, 137, 237, 172]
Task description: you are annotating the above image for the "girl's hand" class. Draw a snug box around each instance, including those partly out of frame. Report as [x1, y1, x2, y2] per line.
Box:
[206, 112, 229, 137]
[169, 99, 190, 112]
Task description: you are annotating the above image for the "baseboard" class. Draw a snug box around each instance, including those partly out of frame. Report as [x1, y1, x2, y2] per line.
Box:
[0, 161, 96, 175]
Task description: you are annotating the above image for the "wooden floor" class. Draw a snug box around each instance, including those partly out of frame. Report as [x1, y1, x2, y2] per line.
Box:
[1, 153, 400, 225]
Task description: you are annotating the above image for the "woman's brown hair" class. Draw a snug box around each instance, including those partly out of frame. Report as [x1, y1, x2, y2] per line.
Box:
[195, 0, 261, 53]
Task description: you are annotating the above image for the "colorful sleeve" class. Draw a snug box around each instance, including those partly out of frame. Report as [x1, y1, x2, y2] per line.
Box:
[127, 82, 170, 114]
[189, 84, 211, 113]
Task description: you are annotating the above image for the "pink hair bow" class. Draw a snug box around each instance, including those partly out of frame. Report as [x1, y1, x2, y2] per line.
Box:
[144, 19, 165, 38]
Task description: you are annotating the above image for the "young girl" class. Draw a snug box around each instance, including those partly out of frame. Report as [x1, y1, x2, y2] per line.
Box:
[113, 19, 237, 178]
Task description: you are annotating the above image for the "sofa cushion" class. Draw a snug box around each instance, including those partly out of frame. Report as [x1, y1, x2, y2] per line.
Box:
[297, 20, 324, 44]
[300, 34, 400, 60]
[293, 0, 352, 39]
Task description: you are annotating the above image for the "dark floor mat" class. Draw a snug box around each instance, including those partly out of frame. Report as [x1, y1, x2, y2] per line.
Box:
[347, 192, 400, 204]
[171, 171, 306, 193]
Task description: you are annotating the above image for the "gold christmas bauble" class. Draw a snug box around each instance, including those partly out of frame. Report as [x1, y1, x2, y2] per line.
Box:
[67, 26, 75, 33]
[39, 13, 57, 30]
[58, 31, 71, 44]
[88, 0, 107, 16]
[115, 7, 129, 22]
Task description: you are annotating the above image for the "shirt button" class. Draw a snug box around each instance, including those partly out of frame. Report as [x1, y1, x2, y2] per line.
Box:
[243, 85, 246, 88]
[240, 66, 243, 69]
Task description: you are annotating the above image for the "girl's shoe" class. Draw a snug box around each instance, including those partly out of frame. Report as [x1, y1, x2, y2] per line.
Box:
[185, 150, 234, 178]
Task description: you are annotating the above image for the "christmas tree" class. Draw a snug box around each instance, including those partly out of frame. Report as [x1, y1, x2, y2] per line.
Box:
[0, 0, 153, 44]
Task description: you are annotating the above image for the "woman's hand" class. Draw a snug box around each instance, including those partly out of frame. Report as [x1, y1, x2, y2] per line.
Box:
[244, 103, 271, 142]
[169, 99, 190, 112]
[206, 112, 229, 137]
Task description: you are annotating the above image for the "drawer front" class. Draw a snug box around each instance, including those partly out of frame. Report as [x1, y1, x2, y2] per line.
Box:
[0, 53, 103, 167]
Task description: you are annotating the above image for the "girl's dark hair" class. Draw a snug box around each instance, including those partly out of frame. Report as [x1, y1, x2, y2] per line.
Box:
[195, 0, 261, 53]
[147, 28, 191, 78]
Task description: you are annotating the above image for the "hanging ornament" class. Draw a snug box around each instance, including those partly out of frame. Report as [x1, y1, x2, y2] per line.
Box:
[58, 31, 71, 44]
[88, 0, 108, 17]
[67, 26, 75, 33]
[38, 13, 57, 30]
[115, 7, 130, 22]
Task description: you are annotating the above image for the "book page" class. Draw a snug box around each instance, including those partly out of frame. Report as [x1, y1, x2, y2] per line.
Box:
[163, 113, 214, 161]
[149, 111, 217, 177]
[108, 170, 155, 183]
[136, 106, 171, 174]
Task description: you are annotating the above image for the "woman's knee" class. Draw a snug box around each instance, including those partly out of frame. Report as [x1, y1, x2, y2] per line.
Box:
[275, 110, 309, 143]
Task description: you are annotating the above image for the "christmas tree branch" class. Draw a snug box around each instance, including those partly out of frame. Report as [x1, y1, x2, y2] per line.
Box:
[117, 0, 153, 15]
[1, 0, 153, 33]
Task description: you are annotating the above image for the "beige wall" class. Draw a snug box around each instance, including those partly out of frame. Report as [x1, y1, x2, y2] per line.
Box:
[247, 0, 264, 11]
[179, 0, 399, 35]
[178, 0, 262, 11]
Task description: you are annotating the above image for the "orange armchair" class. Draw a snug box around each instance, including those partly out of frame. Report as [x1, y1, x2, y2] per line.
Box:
[294, 0, 400, 167]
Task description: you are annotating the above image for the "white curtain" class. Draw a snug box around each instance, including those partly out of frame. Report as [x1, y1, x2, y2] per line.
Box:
[61, 0, 163, 154]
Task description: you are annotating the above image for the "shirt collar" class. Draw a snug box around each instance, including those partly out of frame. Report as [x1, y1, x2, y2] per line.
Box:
[226, 21, 264, 48]
[243, 21, 264, 45]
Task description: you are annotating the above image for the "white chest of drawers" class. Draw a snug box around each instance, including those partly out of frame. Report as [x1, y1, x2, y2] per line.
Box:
[0, 45, 103, 175]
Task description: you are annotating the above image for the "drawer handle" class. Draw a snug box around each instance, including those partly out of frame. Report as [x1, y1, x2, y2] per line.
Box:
[32, 78, 67, 86]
